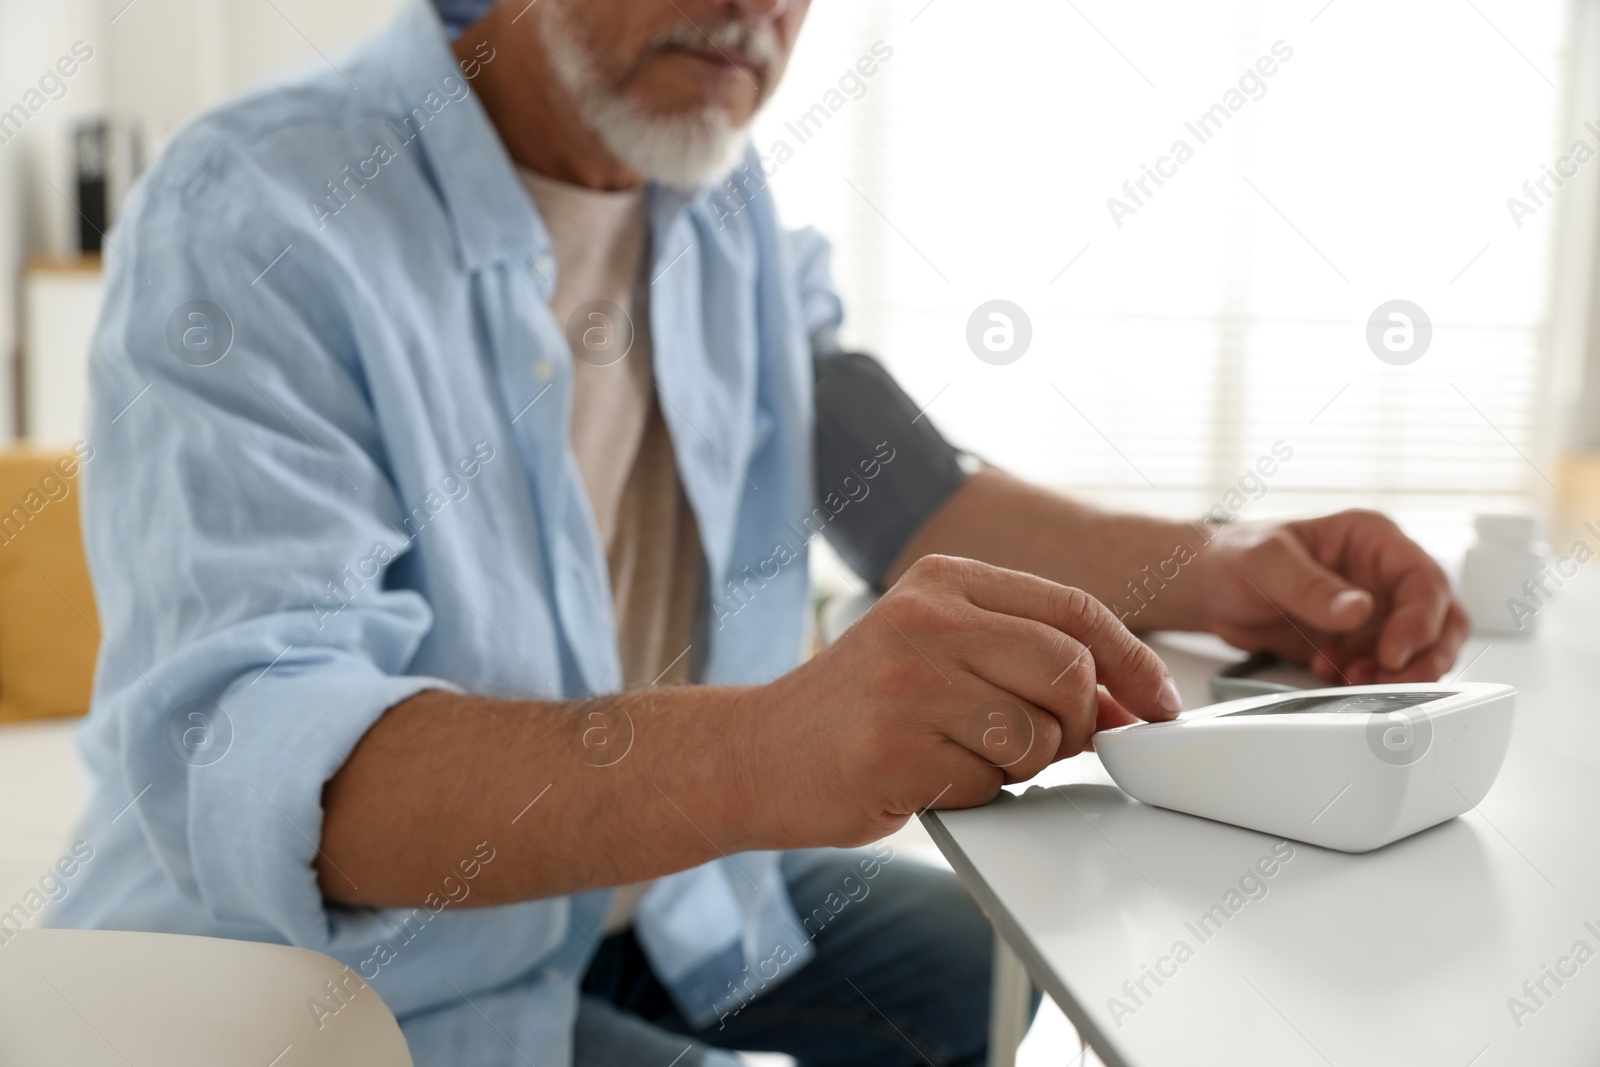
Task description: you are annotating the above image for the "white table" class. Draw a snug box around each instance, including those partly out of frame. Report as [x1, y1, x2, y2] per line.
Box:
[927, 572, 1600, 1067]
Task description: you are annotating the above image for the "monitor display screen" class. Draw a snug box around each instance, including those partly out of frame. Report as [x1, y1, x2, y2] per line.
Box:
[1222, 691, 1456, 718]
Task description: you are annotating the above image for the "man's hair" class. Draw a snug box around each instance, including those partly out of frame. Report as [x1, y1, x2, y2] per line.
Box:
[434, 0, 495, 36]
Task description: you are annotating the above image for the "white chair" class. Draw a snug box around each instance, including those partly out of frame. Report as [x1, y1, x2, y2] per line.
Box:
[0, 928, 413, 1066]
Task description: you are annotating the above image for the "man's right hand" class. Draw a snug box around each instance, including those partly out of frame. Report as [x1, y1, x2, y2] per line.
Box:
[742, 555, 1184, 850]
[316, 555, 1183, 907]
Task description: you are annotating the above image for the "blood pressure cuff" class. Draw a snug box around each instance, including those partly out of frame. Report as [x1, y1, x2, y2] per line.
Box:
[813, 349, 969, 589]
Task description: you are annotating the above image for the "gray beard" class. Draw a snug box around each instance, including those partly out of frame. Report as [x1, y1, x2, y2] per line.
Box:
[538, 1, 752, 190]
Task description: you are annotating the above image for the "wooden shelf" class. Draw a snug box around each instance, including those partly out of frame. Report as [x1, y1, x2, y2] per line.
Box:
[22, 256, 103, 276]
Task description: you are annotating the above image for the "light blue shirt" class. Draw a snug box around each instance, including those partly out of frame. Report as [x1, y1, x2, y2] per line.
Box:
[50, 2, 844, 1063]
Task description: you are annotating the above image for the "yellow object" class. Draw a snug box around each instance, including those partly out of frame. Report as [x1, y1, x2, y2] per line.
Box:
[1553, 452, 1600, 551]
[0, 448, 98, 723]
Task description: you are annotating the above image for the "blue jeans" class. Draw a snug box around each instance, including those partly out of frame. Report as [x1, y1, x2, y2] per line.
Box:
[577, 849, 1028, 1066]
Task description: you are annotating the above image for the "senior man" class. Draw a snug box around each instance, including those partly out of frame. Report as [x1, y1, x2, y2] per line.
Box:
[56, 0, 1468, 1064]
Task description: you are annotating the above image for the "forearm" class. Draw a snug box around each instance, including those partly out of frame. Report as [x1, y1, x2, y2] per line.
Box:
[885, 468, 1213, 632]
[316, 686, 768, 908]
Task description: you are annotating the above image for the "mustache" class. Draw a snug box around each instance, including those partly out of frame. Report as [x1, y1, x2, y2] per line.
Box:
[643, 18, 782, 78]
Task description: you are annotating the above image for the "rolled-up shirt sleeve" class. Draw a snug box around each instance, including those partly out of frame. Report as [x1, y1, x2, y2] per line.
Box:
[80, 145, 511, 969]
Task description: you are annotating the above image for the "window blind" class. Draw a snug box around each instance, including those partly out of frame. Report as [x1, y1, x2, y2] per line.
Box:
[756, 0, 1569, 563]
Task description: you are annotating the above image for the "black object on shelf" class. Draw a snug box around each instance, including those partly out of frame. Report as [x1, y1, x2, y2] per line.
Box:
[73, 122, 107, 254]
[73, 119, 143, 254]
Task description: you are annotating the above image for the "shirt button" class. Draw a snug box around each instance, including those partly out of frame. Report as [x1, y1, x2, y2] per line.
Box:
[534, 361, 554, 382]
[534, 254, 556, 280]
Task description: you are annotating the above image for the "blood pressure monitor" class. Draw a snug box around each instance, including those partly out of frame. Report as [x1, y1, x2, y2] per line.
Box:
[1094, 683, 1515, 852]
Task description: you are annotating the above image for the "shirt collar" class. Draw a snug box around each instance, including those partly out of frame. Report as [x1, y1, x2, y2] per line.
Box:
[356, 0, 708, 277]
[355, 0, 548, 275]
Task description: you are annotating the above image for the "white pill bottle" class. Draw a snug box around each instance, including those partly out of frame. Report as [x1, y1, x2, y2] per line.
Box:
[1459, 514, 1550, 635]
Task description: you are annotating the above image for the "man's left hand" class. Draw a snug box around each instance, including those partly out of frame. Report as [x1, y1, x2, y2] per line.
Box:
[1193, 509, 1470, 684]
